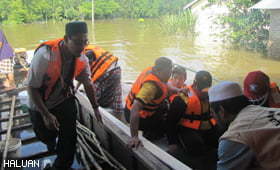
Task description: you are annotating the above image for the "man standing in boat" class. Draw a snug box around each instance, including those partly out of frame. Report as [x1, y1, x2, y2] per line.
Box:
[76, 45, 123, 119]
[26, 21, 102, 170]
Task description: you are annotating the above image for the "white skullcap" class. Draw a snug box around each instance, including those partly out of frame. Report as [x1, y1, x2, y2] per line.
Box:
[209, 81, 243, 102]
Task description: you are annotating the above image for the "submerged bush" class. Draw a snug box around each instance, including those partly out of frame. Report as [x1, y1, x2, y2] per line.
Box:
[218, 0, 269, 53]
[158, 10, 197, 35]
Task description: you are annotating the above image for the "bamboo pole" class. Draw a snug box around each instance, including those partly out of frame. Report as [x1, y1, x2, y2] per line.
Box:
[1, 95, 16, 170]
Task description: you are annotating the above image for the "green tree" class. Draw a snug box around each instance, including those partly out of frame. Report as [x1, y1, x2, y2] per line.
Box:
[7, 0, 29, 24]
[95, 0, 120, 18]
[218, 0, 269, 52]
[0, 0, 194, 24]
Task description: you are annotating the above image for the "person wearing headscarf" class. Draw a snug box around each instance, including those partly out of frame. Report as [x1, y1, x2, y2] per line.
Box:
[0, 29, 15, 88]
[243, 71, 280, 108]
[26, 21, 102, 170]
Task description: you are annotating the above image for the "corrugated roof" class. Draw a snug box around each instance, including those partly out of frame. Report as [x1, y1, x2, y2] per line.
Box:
[250, 0, 280, 9]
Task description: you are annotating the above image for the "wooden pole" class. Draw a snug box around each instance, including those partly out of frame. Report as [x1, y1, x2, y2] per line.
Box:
[1, 96, 16, 170]
[91, 0, 96, 43]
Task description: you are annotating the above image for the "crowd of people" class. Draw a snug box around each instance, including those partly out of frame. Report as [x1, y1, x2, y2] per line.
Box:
[1, 21, 280, 170]
[127, 57, 280, 170]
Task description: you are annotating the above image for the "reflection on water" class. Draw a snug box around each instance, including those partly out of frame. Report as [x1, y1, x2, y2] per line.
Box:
[2, 19, 280, 84]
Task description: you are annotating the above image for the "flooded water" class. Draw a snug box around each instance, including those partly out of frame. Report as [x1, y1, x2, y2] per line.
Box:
[1, 19, 280, 84]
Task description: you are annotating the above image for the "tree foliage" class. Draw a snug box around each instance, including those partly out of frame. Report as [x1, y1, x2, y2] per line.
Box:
[0, 0, 192, 24]
[217, 0, 269, 52]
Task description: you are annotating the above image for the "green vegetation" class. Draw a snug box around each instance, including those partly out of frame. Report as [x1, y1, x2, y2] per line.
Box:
[159, 10, 197, 35]
[217, 0, 269, 53]
[0, 0, 192, 24]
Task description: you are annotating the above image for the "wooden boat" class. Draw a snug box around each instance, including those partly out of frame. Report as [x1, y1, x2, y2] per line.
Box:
[75, 91, 192, 170]
[0, 49, 215, 170]
[0, 86, 192, 170]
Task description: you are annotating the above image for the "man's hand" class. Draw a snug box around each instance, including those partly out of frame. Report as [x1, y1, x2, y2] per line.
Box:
[94, 107, 103, 124]
[128, 136, 143, 149]
[42, 112, 60, 131]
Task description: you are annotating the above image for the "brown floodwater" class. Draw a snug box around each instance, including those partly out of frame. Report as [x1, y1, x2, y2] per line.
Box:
[1, 19, 280, 85]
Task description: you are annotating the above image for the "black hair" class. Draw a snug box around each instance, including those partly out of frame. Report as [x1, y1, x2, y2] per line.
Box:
[172, 65, 186, 77]
[65, 21, 88, 37]
[210, 95, 250, 116]
[195, 70, 212, 90]
[154, 57, 172, 72]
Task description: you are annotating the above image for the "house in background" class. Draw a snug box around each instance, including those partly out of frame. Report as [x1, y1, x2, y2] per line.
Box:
[251, 0, 280, 59]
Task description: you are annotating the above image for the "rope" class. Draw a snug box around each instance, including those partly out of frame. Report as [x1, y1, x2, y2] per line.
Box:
[76, 121, 126, 170]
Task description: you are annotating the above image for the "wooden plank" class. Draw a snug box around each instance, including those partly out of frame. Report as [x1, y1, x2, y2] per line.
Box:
[0, 113, 29, 122]
[1, 95, 16, 170]
[0, 106, 21, 113]
[0, 99, 19, 106]
[101, 109, 191, 170]
[0, 123, 32, 135]
[0, 86, 27, 95]
[76, 93, 191, 170]
[22, 136, 38, 145]
[20, 151, 54, 161]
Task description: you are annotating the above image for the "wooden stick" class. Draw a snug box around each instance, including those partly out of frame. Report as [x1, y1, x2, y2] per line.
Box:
[1, 96, 16, 170]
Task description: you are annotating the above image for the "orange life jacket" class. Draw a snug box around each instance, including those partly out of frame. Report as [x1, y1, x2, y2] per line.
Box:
[125, 67, 168, 118]
[179, 85, 216, 129]
[269, 82, 280, 108]
[84, 45, 118, 82]
[35, 38, 87, 100]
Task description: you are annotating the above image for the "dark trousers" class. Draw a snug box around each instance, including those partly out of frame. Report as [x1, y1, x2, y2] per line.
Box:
[124, 107, 166, 139]
[29, 97, 77, 170]
[178, 126, 218, 155]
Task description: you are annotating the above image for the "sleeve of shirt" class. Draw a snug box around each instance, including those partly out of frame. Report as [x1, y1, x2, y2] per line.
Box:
[75, 55, 91, 83]
[26, 46, 50, 88]
[135, 82, 157, 104]
[217, 139, 256, 170]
